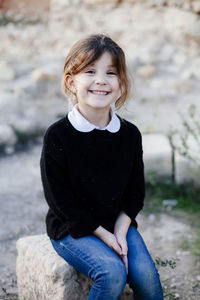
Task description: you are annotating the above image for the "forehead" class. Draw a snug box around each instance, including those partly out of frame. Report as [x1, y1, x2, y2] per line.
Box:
[90, 52, 116, 68]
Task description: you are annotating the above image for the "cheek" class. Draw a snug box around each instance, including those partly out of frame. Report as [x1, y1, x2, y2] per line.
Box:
[76, 86, 90, 100]
[113, 79, 120, 91]
[79, 79, 90, 90]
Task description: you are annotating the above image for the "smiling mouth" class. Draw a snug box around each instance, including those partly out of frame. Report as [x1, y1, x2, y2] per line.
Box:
[89, 90, 110, 95]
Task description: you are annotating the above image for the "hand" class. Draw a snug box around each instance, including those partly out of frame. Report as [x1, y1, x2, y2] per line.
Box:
[115, 233, 128, 274]
[113, 210, 131, 274]
[93, 226, 122, 256]
[115, 233, 128, 256]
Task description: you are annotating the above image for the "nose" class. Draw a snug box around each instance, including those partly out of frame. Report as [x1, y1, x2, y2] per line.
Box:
[94, 72, 106, 85]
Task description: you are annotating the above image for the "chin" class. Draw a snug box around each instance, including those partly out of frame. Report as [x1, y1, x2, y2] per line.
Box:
[90, 103, 111, 109]
[88, 99, 113, 108]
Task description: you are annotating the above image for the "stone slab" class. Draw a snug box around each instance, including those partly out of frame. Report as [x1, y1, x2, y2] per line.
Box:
[143, 134, 172, 179]
[16, 234, 133, 300]
[143, 134, 200, 185]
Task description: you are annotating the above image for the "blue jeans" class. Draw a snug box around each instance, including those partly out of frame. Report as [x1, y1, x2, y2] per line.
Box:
[50, 226, 163, 300]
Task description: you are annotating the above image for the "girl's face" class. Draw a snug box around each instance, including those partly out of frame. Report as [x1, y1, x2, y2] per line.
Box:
[67, 52, 121, 111]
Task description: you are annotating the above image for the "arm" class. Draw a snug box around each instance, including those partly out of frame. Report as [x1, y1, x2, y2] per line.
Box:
[40, 129, 100, 238]
[114, 210, 131, 237]
[114, 129, 145, 273]
[121, 129, 145, 221]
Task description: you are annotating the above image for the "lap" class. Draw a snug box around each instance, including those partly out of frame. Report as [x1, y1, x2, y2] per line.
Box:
[51, 226, 154, 278]
[50, 233, 126, 281]
[51, 227, 163, 299]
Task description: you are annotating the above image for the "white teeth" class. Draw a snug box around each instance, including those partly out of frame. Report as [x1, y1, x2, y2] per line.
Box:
[90, 90, 108, 95]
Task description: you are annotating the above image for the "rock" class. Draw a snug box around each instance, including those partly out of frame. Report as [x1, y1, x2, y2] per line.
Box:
[165, 8, 200, 44]
[143, 134, 172, 179]
[16, 234, 89, 300]
[16, 234, 133, 300]
[0, 125, 17, 146]
[181, 69, 193, 80]
[170, 282, 176, 288]
[139, 53, 156, 65]
[51, 0, 81, 6]
[83, 0, 118, 4]
[148, 214, 156, 222]
[137, 65, 156, 79]
[12, 118, 42, 137]
[173, 53, 187, 65]
[192, 1, 200, 14]
[191, 57, 200, 80]
[196, 275, 200, 281]
[149, 79, 163, 90]
[5, 146, 15, 155]
[172, 129, 200, 185]
[0, 62, 16, 80]
[32, 69, 58, 82]
[175, 153, 200, 186]
[169, 79, 191, 94]
[158, 44, 175, 62]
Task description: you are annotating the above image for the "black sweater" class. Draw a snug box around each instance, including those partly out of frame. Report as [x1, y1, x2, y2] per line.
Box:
[40, 114, 145, 240]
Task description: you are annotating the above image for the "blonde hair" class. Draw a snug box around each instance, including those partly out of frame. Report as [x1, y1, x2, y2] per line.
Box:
[62, 34, 130, 110]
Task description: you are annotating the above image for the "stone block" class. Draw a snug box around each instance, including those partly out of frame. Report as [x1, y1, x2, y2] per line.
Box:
[142, 134, 200, 184]
[175, 153, 200, 185]
[143, 134, 172, 180]
[16, 234, 133, 300]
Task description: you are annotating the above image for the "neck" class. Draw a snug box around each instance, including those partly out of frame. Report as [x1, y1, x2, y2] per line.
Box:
[77, 104, 111, 129]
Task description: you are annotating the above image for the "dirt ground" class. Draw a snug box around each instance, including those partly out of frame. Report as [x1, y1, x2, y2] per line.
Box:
[0, 143, 200, 300]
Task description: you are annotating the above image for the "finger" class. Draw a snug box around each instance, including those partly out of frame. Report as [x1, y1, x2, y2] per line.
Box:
[121, 245, 128, 256]
[121, 255, 128, 274]
[116, 239, 128, 256]
[124, 255, 128, 274]
[113, 243, 123, 256]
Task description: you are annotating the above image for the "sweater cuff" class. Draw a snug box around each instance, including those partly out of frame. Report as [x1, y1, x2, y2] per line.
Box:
[68, 219, 100, 238]
[121, 202, 143, 222]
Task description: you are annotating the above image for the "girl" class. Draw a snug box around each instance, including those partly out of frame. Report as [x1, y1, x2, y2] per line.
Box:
[40, 34, 163, 300]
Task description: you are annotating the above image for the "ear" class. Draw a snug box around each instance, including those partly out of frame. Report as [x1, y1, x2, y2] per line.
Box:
[65, 75, 76, 94]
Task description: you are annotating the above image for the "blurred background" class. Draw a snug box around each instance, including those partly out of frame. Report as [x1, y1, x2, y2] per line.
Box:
[0, 1, 200, 299]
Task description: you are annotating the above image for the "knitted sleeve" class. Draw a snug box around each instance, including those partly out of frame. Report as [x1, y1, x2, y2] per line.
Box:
[121, 128, 145, 221]
[40, 129, 100, 238]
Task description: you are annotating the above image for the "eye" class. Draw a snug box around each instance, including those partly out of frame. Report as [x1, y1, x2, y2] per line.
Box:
[107, 71, 117, 75]
[85, 70, 95, 74]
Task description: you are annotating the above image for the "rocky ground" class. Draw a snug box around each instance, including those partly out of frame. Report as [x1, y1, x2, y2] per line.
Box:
[0, 1, 200, 299]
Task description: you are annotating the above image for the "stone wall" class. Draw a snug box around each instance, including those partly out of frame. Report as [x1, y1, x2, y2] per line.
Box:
[0, 0, 50, 13]
[51, 0, 200, 14]
[1, 0, 199, 16]
[1, 0, 200, 178]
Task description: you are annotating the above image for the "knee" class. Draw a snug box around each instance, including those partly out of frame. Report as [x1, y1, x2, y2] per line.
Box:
[129, 262, 163, 299]
[131, 260, 159, 284]
[106, 264, 127, 287]
[95, 262, 127, 295]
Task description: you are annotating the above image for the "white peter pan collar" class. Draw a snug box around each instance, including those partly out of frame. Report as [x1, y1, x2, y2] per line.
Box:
[68, 104, 121, 133]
